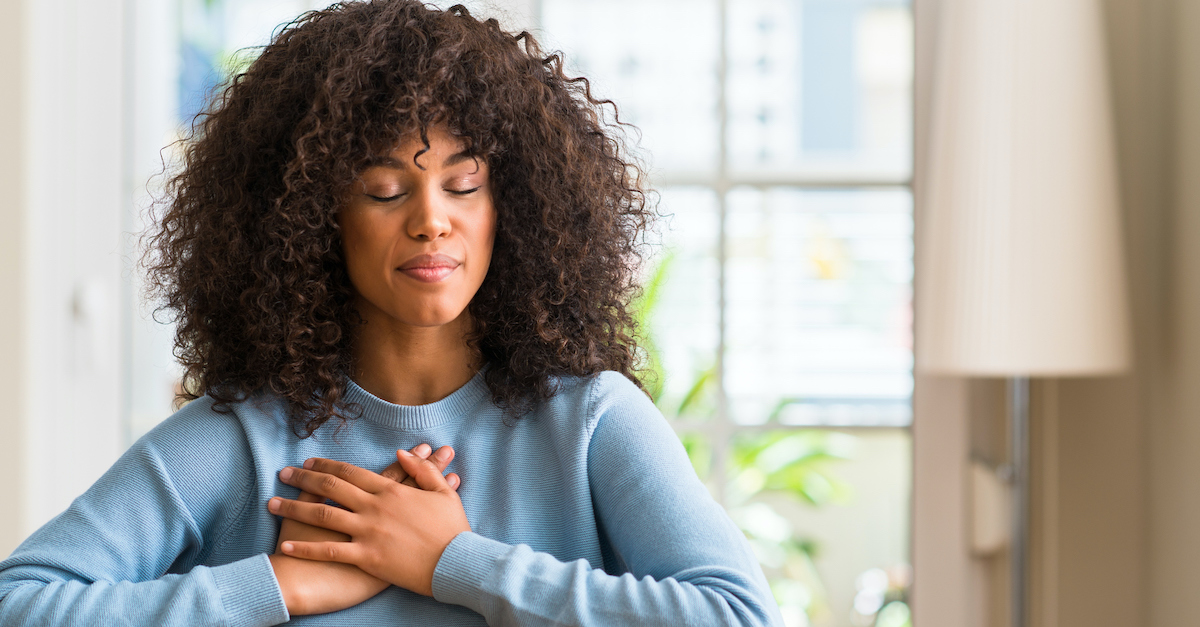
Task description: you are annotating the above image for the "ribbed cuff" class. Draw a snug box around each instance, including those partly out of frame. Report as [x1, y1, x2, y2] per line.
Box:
[431, 531, 510, 614]
[210, 553, 290, 627]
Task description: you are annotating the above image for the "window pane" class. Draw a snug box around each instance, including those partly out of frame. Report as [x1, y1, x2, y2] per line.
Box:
[727, 0, 913, 180]
[725, 188, 913, 426]
[645, 187, 721, 420]
[178, 0, 326, 123]
[541, 0, 720, 176]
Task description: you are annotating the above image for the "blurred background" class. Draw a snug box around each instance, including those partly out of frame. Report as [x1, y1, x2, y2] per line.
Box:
[1, 1, 1198, 627]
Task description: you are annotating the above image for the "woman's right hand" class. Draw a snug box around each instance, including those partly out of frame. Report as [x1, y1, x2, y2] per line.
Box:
[269, 444, 459, 616]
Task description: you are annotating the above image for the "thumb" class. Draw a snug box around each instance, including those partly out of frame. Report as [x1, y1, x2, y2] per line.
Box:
[396, 449, 452, 492]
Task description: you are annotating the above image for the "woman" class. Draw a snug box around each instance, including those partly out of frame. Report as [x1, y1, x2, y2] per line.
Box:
[0, 2, 782, 625]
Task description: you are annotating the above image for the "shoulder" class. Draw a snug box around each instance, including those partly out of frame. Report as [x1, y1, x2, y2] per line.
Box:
[126, 393, 289, 533]
[136, 396, 249, 456]
[585, 370, 655, 412]
[587, 371, 661, 435]
[135, 392, 288, 469]
[547, 371, 677, 456]
[541, 371, 658, 436]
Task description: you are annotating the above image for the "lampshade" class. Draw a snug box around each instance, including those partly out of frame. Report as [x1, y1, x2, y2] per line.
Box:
[916, 0, 1131, 376]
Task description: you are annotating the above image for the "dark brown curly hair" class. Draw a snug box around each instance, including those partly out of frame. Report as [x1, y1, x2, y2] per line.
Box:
[146, 0, 655, 435]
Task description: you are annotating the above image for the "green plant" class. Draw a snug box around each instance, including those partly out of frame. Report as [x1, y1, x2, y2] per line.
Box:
[634, 253, 857, 626]
[726, 431, 855, 624]
[630, 251, 674, 402]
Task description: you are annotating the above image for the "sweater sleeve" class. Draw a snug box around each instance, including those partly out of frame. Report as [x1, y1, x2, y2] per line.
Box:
[0, 403, 290, 627]
[430, 372, 784, 627]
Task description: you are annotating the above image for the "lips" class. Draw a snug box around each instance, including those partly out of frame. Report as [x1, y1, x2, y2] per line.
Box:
[397, 253, 461, 283]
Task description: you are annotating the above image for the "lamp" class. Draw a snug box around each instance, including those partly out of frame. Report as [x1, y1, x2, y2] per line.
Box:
[916, 0, 1131, 626]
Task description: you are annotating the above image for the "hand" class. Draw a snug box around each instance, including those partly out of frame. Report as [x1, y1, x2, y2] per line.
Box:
[269, 450, 471, 597]
[269, 445, 459, 615]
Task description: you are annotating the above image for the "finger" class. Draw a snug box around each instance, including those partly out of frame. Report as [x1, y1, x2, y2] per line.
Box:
[278, 466, 370, 510]
[394, 445, 455, 488]
[378, 461, 409, 485]
[296, 490, 323, 504]
[379, 443, 445, 484]
[279, 539, 365, 566]
[304, 458, 394, 495]
[432, 445, 455, 467]
[396, 449, 453, 493]
[268, 497, 359, 535]
[447, 473, 460, 491]
[399, 445, 454, 474]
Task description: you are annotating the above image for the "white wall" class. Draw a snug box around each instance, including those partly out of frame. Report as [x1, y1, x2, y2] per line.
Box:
[0, 0, 30, 560]
[0, 0, 127, 556]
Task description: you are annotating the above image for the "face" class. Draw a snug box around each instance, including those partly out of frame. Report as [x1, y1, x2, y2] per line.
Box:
[338, 126, 496, 331]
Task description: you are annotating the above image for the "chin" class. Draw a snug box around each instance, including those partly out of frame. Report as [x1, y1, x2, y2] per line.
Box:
[395, 304, 469, 328]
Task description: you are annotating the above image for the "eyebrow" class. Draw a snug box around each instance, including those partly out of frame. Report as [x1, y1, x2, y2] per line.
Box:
[365, 150, 478, 171]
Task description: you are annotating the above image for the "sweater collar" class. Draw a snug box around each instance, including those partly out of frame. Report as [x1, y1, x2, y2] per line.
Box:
[343, 368, 490, 430]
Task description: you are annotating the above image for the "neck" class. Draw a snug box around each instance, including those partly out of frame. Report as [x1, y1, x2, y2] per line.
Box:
[350, 304, 481, 406]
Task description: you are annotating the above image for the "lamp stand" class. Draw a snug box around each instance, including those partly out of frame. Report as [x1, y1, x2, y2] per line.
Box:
[1009, 376, 1030, 627]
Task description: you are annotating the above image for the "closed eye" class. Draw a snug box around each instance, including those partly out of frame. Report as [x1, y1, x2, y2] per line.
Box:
[448, 186, 482, 196]
[367, 193, 404, 202]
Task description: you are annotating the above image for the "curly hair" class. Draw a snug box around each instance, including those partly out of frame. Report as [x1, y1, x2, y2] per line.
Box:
[146, 0, 655, 435]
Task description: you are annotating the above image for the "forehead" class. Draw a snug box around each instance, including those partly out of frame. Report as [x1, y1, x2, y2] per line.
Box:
[363, 128, 480, 171]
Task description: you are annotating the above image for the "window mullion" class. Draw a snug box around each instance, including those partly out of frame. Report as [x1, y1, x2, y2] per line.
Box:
[655, 176, 912, 189]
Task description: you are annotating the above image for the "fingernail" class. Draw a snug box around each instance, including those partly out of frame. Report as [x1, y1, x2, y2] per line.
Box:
[415, 443, 431, 457]
[268, 497, 281, 512]
[434, 447, 451, 461]
[398, 449, 412, 457]
[282, 541, 294, 553]
[280, 467, 293, 481]
[303, 459, 315, 469]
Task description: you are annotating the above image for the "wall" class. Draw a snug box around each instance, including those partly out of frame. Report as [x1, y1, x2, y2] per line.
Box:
[1149, 0, 1200, 623]
[0, 0, 127, 556]
[0, 0, 30, 559]
[1050, 0, 1177, 625]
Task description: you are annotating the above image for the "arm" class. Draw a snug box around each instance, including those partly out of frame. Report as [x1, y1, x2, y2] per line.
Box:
[430, 376, 783, 626]
[0, 410, 289, 627]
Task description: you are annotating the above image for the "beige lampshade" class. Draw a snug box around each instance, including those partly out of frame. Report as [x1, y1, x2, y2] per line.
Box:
[916, 0, 1131, 376]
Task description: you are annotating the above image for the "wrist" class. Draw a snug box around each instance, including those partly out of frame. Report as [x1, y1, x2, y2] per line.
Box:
[268, 553, 308, 616]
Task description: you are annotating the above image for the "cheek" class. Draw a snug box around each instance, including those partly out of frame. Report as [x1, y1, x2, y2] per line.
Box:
[338, 214, 383, 282]
[477, 218, 497, 276]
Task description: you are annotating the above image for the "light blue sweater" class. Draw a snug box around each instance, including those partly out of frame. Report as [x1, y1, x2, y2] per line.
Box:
[0, 371, 783, 626]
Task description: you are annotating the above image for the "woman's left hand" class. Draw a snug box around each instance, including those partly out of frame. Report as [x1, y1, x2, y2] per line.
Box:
[269, 450, 471, 596]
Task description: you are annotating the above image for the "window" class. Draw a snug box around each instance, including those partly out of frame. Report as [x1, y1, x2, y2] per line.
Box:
[539, 1, 914, 625]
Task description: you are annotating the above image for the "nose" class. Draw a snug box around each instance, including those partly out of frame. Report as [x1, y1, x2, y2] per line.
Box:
[405, 188, 452, 241]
